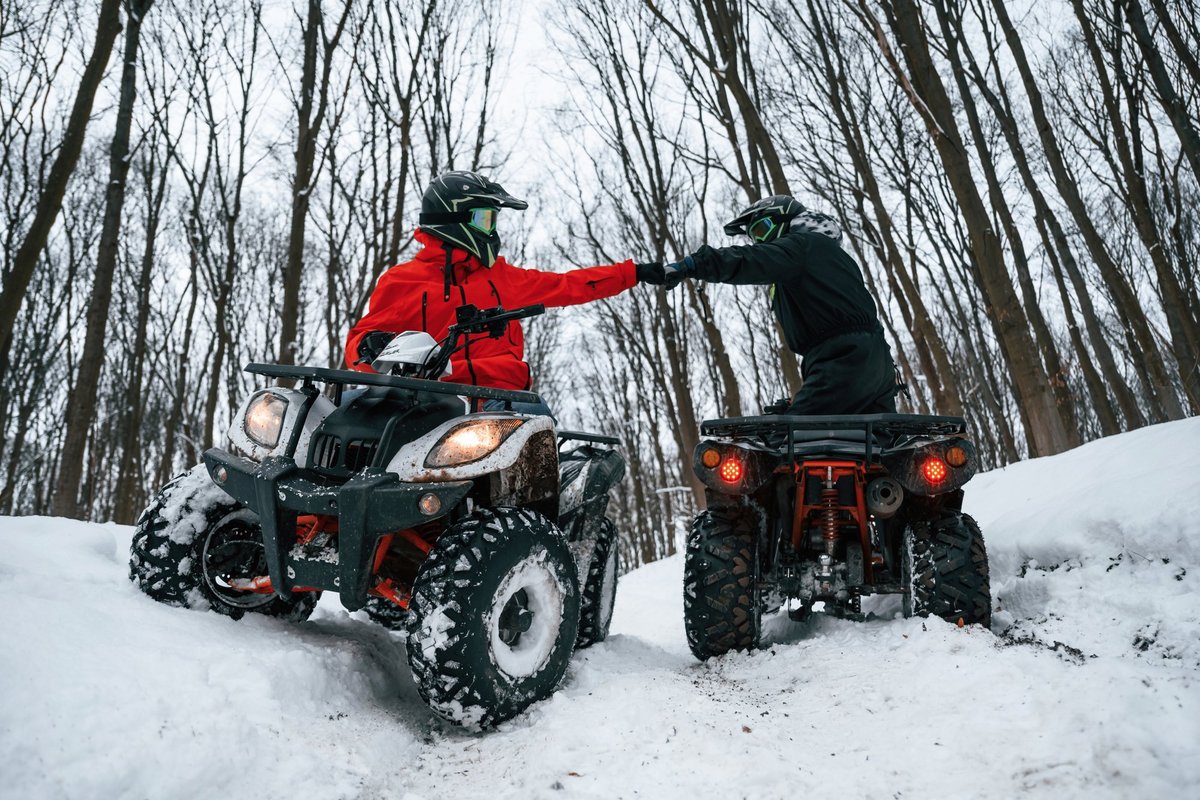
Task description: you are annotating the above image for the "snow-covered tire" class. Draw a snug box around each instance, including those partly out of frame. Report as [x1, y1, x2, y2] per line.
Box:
[576, 517, 619, 649]
[128, 464, 318, 622]
[903, 511, 991, 628]
[683, 506, 761, 661]
[406, 507, 580, 729]
[363, 597, 409, 630]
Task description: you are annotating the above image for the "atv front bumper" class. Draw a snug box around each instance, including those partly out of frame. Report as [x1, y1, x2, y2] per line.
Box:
[202, 448, 472, 611]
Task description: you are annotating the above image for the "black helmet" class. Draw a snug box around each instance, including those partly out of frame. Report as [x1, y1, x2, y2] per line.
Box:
[418, 171, 528, 267]
[724, 195, 805, 243]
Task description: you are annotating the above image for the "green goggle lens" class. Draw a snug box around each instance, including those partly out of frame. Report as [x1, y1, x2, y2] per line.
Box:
[468, 207, 498, 234]
[748, 217, 777, 242]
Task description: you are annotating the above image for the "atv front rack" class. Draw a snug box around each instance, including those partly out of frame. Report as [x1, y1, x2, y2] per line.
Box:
[246, 363, 544, 406]
[700, 413, 967, 467]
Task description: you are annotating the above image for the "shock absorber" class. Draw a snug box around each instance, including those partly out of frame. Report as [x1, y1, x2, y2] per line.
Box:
[821, 466, 839, 557]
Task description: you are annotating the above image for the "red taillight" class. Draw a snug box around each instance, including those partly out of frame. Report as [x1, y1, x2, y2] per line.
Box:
[719, 457, 743, 483]
[922, 457, 948, 485]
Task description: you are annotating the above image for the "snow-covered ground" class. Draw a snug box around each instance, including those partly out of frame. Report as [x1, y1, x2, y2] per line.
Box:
[2, 418, 1198, 799]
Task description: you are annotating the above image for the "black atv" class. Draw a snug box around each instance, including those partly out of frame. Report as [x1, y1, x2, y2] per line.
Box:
[129, 304, 625, 728]
[683, 412, 990, 660]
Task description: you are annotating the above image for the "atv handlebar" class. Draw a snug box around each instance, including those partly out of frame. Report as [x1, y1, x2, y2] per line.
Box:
[422, 304, 545, 381]
[452, 303, 545, 335]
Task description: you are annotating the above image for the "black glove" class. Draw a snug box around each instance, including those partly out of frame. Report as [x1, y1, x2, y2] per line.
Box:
[635, 261, 665, 284]
[355, 331, 397, 366]
[661, 254, 696, 290]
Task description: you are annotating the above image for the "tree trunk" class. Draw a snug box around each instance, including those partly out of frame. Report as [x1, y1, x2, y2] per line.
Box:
[988, 0, 1185, 421]
[52, 0, 153, 519]
[1072, 0, 1200, 413]
[868, 0, 1074, 456]
[114, 145, 170, 523]
[1124, 0, 1200, 185]
[0, 0, 122, 372]
[933, 0, 1080, 445]
[958, 0, 1145, 429]
[806, 0, 963, 417]
[1040, 214, 1121, 436]
[279, 0, 348, 373]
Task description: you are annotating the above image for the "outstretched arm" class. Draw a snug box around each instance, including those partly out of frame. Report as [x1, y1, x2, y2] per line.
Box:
[687, 233, 809, 286]
[499, 259, 638, 308]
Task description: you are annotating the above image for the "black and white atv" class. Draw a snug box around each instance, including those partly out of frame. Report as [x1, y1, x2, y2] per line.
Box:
[129, 304, 625, 729]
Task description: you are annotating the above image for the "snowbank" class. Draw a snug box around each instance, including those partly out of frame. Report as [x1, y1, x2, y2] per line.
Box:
[2, 418, 1198, 798]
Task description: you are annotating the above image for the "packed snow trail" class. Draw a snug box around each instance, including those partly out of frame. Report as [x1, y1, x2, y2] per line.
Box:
[2, 418, 1198, 798]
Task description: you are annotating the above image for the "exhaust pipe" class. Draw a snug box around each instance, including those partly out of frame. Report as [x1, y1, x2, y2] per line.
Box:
[866, 477, 904, 518]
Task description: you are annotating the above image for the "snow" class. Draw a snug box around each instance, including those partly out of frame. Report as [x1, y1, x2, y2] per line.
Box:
[2, 418, 1199, 798]
[485, 550, 567, 679]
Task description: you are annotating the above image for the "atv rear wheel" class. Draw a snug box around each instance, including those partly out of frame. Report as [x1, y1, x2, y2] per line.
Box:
[683, 506, 761, 660]
[576, 517, 619, 648]
[406, 506, 580, 729]
[903, 511, 991, 627]
[129, 464, 318, 622]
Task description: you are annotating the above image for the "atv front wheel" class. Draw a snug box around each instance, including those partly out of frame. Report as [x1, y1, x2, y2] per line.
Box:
[683, 506, 761, 660]
[129, 464, 318, 622]
[576, 517, 619, 648]
[406, 507, 580, 729]
[903, 511, 991, 627]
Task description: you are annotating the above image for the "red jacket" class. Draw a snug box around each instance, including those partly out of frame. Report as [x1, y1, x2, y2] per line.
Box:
[346, 230, 637, 391]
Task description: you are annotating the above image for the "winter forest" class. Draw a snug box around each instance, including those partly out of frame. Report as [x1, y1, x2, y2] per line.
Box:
[1, 0, 1197, 569]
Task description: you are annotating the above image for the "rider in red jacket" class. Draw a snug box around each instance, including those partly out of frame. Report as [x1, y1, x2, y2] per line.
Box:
[346, 171, 661, 397]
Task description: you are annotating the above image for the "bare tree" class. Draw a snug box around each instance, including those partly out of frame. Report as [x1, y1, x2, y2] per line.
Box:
[0, 0, 122, 376]
[53, 0, 157, 518]
[277, 0, 351, 373]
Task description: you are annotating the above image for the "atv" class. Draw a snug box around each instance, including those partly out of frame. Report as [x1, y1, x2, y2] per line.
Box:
[129, 303, 625, 728]
[683, 412, 990, 660]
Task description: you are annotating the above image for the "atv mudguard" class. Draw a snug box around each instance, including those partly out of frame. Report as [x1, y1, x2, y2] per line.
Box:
[559, 445, 625, 535]
[385, 413, 561, 521]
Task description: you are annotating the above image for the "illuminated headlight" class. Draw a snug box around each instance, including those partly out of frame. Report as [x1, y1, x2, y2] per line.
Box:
[243, 392, 288, 449]
[425, 418, 524, 468]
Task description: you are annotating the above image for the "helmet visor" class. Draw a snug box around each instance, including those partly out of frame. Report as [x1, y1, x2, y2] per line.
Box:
[748, 216, 777, 242]
[468, 207, 498, 234]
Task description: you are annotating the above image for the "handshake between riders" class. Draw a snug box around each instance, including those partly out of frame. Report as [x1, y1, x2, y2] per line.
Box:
[348, 171, 900, 417]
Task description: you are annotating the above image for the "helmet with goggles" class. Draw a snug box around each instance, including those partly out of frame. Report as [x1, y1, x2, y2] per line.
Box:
[723, 195, 806, 243]
[418, 171, 528, 267]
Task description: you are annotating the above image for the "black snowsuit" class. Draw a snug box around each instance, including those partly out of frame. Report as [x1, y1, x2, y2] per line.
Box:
[689, 228, 898, 415]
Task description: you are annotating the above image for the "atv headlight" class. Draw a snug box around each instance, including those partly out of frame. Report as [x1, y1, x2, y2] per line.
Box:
[243, 391, 288, 449]
[426, 418, 525, 468]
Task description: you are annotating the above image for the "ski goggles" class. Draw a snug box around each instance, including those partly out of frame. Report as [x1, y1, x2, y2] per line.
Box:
[467, 207, 498, 234]
[748, 216, 778, 242]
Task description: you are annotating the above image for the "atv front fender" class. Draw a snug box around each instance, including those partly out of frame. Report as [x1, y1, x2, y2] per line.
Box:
[202, 448, 473, 611]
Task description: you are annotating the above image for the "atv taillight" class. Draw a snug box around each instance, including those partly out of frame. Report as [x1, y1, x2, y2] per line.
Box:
[922, 457, 948, 485]
[946, 445, 968, 467]
[719, 457, 743, 483]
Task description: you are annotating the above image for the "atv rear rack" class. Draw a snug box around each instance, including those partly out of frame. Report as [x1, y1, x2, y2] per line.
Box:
[700, 413, 967, 467]
[557, 430, 620, 447]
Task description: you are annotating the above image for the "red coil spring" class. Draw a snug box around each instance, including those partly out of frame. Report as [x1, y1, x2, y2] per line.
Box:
[821, 484, 840, 545]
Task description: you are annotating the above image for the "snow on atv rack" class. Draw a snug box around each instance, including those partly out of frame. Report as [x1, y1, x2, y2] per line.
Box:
[700, 413, 967, 467]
